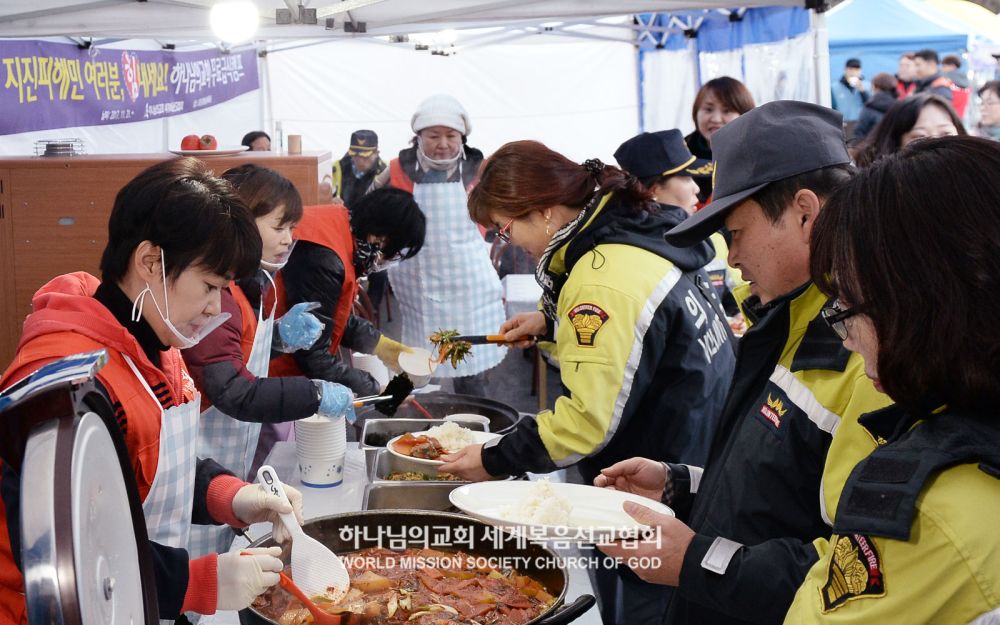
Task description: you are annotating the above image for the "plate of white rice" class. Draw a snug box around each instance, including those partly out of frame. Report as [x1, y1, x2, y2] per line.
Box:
[387, 421, 500, 465]
[449, 479, 675, 542]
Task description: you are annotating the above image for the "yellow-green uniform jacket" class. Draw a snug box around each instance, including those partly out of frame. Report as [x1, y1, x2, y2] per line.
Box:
[663, 282, 892, 625]
[785, 404, 1000, 624]
[331, 154, 387, 208]
[482, 198, 737, 482]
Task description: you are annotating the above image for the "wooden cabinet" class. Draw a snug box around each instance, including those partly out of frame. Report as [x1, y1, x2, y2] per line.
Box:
[0, 151, 331, 366]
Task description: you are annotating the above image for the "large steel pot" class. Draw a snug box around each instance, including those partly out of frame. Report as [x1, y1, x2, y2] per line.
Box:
[239, 510, 595, 625]
[391, 392, 521, 433]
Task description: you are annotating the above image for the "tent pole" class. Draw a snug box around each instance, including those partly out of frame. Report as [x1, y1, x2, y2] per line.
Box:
[261, 48, 275, 143]
[637, 47, 645, 133]
[812, 9, 831, 107]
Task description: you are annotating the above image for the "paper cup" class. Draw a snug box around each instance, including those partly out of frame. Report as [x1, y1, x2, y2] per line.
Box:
[398, 348, 437, 387]
[352, 352, 389, 389]
[287, 134, 302, 155]
[294, 415, 346, 487]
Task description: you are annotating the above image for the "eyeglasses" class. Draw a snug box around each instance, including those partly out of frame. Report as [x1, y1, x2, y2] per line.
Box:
[821, 301, 862, 341]
[496, 218, 514, 243]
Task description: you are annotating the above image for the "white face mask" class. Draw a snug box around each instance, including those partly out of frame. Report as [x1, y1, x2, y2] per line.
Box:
[261, 239, 297, 272]
[372, 256, 402, 273]
[130, 250, 231, 349]
[417, 136, 464, 171]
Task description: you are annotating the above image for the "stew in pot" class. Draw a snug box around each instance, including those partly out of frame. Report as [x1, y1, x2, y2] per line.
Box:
[252, 547, 556, 625]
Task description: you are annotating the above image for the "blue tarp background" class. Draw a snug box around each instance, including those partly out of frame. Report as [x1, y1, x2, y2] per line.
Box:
[827, 0, 968, 85]
[636, 7, 812, 130]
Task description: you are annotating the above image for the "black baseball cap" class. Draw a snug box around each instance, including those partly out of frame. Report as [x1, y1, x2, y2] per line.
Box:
[665, 101, 850, 247]
[614, 129, 713, 179]
[846, 58, 862, 69]
[347, 129, 378, 156]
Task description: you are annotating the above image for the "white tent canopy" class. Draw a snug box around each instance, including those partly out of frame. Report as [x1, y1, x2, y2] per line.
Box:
[0, 1, 818, 164]
[0, 1, 806, 41]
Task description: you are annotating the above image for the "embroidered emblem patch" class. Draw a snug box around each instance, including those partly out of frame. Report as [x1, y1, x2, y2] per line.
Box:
[687, 161, 715, 176]
[821, 534, 886, 612]
[759, 392, 788, 428]
[568, 303, 609, 347]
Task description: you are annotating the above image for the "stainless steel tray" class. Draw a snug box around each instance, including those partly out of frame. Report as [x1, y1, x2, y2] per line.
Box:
[359, 418, 487, 477]
[369, 448, 468, 483]
[362, 481, 465, 512]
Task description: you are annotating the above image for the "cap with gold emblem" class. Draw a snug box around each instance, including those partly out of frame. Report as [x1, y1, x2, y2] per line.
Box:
[614, 129, 712, 180]
[666, 101, 850, 248]
[347, 129, 378, 156]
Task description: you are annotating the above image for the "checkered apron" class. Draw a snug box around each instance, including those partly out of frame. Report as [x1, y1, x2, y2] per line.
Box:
[122, 355, 199, 554]
[388, 180, 506, 378]
[186, 299, 274, 558]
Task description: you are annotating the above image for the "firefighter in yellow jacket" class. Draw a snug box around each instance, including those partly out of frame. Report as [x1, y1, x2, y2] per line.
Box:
[785, 136, 1000, 624]
[440, 140, 737, 499]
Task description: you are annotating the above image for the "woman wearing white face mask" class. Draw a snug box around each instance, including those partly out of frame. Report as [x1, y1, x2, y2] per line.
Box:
[182, 165, 355, 559]
[369, 94, 506, 396]
[0, 158, 305, 623]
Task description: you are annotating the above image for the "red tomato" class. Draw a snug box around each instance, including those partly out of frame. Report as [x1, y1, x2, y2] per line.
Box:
[199, 134, 218, 150]
[180, 134, 200, 150]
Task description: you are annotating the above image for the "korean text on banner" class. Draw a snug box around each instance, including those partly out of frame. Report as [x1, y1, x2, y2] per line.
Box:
[0, 40, 259, 135]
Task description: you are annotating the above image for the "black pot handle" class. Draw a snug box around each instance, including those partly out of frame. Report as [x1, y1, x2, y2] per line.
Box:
[534, 594, 597, 625]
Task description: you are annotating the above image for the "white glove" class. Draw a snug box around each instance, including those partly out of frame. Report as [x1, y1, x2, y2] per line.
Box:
[216, 547, 283, 611]
[230, 483, 305, 543]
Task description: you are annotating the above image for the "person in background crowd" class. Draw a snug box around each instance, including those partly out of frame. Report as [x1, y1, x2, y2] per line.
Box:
[332, 130, 387, 209]
[912, 49, 954, 103]
[0, 158, 301, 623]
[831, 58, 869, 135]
[595, 102, 890, 625]
[370, 94, 506, 397]
[685, 77, 756, 203]
[977, 81, 1000, 141]
[241, 131, 271, 151]
[785, 136, 1000, 625]
[852, 73, 898, 142]
[940, 54, 970, 117]
[852, 93, 966, 167]
[614, 129, 744, 320]
[941, 54, 969, 89]
[896, 53, 917, 99]
[444, 141, 736, 623]
[182, 165, 354, 558]
[269, 187, 426, 398]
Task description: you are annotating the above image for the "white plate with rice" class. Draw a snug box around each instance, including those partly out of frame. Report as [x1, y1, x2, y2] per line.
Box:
[386, 421, 500, 466]
[449, 480, 675, 542]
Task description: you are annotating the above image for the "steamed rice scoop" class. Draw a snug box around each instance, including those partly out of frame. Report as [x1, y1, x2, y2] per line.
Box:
[422, 421, 476, 452]
[500, 479, 573, 526]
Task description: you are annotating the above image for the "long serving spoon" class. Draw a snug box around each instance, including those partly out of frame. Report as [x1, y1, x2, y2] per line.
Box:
[255, 466, 351, 602]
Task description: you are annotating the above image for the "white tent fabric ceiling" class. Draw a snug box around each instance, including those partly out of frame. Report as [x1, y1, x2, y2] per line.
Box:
[0, 1, 806, 41]
[0, 1, 816, 168]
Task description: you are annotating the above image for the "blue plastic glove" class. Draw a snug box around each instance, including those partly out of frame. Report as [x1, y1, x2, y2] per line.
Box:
[314, 380, 356, 423]
[275, 302, 324, 353]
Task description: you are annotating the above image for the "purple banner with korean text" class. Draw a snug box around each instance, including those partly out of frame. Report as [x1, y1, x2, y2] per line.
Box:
[1, 40, 259, 135]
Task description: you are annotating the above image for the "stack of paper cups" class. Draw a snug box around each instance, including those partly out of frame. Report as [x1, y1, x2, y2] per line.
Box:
[294, 415, 346, 488]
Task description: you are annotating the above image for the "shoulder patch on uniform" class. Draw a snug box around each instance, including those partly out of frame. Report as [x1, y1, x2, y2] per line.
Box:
[821, 534, 886, 613]
[753, 383, 792, 437]
[567, 303, 609, 347]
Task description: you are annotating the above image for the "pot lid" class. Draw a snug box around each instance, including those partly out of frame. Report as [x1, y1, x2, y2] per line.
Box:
[14, 352, 156, 625]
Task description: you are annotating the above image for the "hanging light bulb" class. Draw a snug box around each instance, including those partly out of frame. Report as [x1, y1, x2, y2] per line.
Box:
[210, 1, 260, 44]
